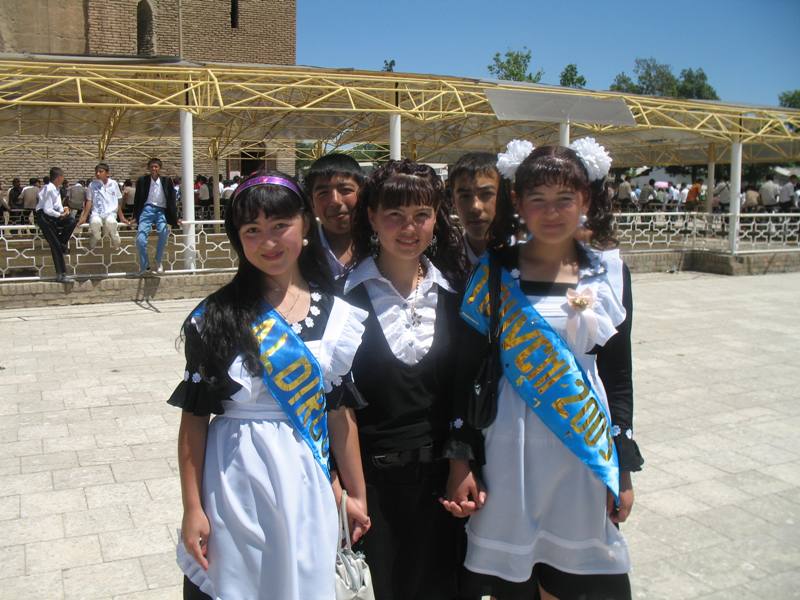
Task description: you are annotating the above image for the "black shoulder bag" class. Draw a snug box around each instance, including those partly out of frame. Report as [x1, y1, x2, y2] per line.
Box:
[467, 252, 503, 429]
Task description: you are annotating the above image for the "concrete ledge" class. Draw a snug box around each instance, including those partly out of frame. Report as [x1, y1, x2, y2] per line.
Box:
[0, 272, 234, 309]
[688, 250, 800, 276]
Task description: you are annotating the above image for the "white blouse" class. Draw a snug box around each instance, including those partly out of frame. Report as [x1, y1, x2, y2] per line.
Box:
[344, 256, 454, 366]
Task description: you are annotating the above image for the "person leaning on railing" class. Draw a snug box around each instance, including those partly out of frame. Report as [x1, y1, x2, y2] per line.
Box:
[34, 167, 77, 283]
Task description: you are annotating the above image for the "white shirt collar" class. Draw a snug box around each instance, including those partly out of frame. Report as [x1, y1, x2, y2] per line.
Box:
[344, 255, 454, 296]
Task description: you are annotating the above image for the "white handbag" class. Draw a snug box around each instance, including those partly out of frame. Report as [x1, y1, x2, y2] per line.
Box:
[335, 490, 375, 600]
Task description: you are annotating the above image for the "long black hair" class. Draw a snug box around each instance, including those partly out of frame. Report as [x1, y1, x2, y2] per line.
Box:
[488, 145, 617, 249]
[190, 170, 334, 378]
[351, 159, 467, 290]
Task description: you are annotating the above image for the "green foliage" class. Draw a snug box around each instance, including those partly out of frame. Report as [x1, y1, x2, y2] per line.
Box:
[382, 59, 396, 73]
[609, 72, 639, 94]
[676, 68, 719, 100]
[779, 89, 800, 108]
[610, 59, 719, 100]
[559, 64, 586, 89]
[488, 47, 543, 83]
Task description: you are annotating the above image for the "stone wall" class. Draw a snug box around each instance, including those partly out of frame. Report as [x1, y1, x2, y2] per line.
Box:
[2, 0, 295, 64]
[0, 0, 87, 54]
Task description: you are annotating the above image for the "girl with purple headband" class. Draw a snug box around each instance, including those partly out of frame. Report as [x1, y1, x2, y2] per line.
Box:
[168, 170, 371, 599]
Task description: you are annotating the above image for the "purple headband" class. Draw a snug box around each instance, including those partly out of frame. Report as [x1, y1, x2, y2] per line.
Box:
[232, 175, 303, 201]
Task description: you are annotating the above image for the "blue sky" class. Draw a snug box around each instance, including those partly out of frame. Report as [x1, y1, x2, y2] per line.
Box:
[297, 0, 799, 107]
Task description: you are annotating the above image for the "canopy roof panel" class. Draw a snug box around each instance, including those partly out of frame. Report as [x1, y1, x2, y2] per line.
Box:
[0, 54, 798, 167]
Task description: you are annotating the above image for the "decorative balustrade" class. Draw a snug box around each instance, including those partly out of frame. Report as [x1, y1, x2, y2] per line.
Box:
[1, 212, 798, 281]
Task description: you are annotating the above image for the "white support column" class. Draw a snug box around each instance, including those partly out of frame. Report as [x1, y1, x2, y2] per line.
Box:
[559, 121, 570, 146]
[211, 154, 221, 222]
[389, 114, 401, 160]
[180, 110, 196, 270]
[728, 139, 743, 254]
[706, 158, 715, 215]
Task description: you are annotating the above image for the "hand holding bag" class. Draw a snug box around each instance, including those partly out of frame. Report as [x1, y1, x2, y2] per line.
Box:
[467, 252, 503, 429]
[335, 490, 375, 600]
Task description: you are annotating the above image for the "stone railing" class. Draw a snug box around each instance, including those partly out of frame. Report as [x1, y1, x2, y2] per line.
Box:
[1, 212, 798, 281]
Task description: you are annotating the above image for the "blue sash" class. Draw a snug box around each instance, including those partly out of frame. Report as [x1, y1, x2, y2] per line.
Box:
[192, 303, 330, 480]
[461, 257, 619, 499]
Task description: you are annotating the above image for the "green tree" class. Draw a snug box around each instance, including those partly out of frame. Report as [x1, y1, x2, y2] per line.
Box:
[676, 68, 719, 100]
[609, 72, 640, 94]
[382, 59, 396, 73]
[610, 58, 678, 96]
[779, 89, 800, 108]
[488, 47, 543, 83]
[559, 64, 586, 88]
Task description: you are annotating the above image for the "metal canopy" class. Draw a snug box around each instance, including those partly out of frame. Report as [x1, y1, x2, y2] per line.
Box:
[0, 55, 798, 167]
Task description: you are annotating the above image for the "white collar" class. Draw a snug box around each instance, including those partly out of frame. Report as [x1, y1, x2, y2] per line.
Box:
[344, 255, 454, 295]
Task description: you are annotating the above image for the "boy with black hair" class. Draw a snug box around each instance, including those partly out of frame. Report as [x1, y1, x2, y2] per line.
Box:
[303, 153, 365, 278]
[449, 152, 509, 266]
[35, 167, 77, 283]
[80, 163, 129, 249]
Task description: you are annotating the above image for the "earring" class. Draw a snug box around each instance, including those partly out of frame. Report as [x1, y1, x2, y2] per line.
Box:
[426, 234, 438, 257]
[579, 214, 588, 228]
[369, 232, 380, 257]
[302, 238, 309, 247]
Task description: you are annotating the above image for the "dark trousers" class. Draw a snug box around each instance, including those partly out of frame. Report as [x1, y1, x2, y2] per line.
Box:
[357, 459, 475, 600]
[35, 210, 77, 275]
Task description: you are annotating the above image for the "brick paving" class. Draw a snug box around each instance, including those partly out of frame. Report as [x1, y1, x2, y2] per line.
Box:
[0, 271, 798, 599]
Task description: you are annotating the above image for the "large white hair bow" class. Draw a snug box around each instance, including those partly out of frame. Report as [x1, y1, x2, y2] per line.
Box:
[496, 139, 535, 180]
[569, 137, 612, 182]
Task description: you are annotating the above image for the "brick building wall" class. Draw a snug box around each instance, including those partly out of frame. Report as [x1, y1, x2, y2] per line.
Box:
[0, 137, 214, 187]
[85, 0, 295, 64]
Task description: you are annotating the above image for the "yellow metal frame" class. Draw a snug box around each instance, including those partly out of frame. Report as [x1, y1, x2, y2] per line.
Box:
[0, 58, 798, 166]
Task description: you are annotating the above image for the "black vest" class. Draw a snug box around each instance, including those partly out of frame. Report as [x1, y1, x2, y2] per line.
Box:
[345, 283, 460, 456]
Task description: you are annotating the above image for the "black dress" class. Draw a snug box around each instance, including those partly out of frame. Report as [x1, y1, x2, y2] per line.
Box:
[345, 281, 475, 600]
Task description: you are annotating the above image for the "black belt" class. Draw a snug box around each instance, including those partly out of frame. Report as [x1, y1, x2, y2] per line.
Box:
[368, 444, 435, 469]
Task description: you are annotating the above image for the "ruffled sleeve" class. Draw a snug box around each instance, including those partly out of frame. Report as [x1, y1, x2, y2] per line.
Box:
[316, 297, 369, 410]
[595, 263, 644, 472]
[166, 314, 240, 416]
[571, 249, 627, 352]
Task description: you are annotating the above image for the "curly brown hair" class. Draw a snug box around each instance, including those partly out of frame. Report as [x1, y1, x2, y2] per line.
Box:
[351, 159, 467, 290]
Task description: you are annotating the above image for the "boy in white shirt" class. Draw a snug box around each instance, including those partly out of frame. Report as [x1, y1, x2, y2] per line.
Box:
[35, 167, 77, 283]
[79, 163, 129, 249]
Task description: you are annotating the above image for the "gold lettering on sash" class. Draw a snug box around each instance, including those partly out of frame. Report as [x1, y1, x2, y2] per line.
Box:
[600, 430, 614, 461]
[298, 392, 324, 427]
[253, 318, 276, 344]
[275, 357, 312, 392]
[310, 412, 326, 441]
[513, 329, 547, 374]
[552, 380, 590, 417]
[288, 376, 321, 406]
[467, 267, 489, 305]
[570, 397, 607, 447]
[503, 312, 541, 350]
[533, 355, 569, 395]
[259, 333, 288, 375]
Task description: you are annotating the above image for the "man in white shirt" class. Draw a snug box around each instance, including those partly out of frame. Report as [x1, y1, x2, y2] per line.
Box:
[79, 163, 129, 249]
[132, 158, 179, 275]
[779, 175, 797, 212]
[34, 167, 77, 283]
[714, 179, 731, 212]
[759, 175, 781, 212]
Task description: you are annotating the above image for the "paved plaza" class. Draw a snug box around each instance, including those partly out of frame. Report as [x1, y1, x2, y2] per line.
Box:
[0, 271, 798, 599]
